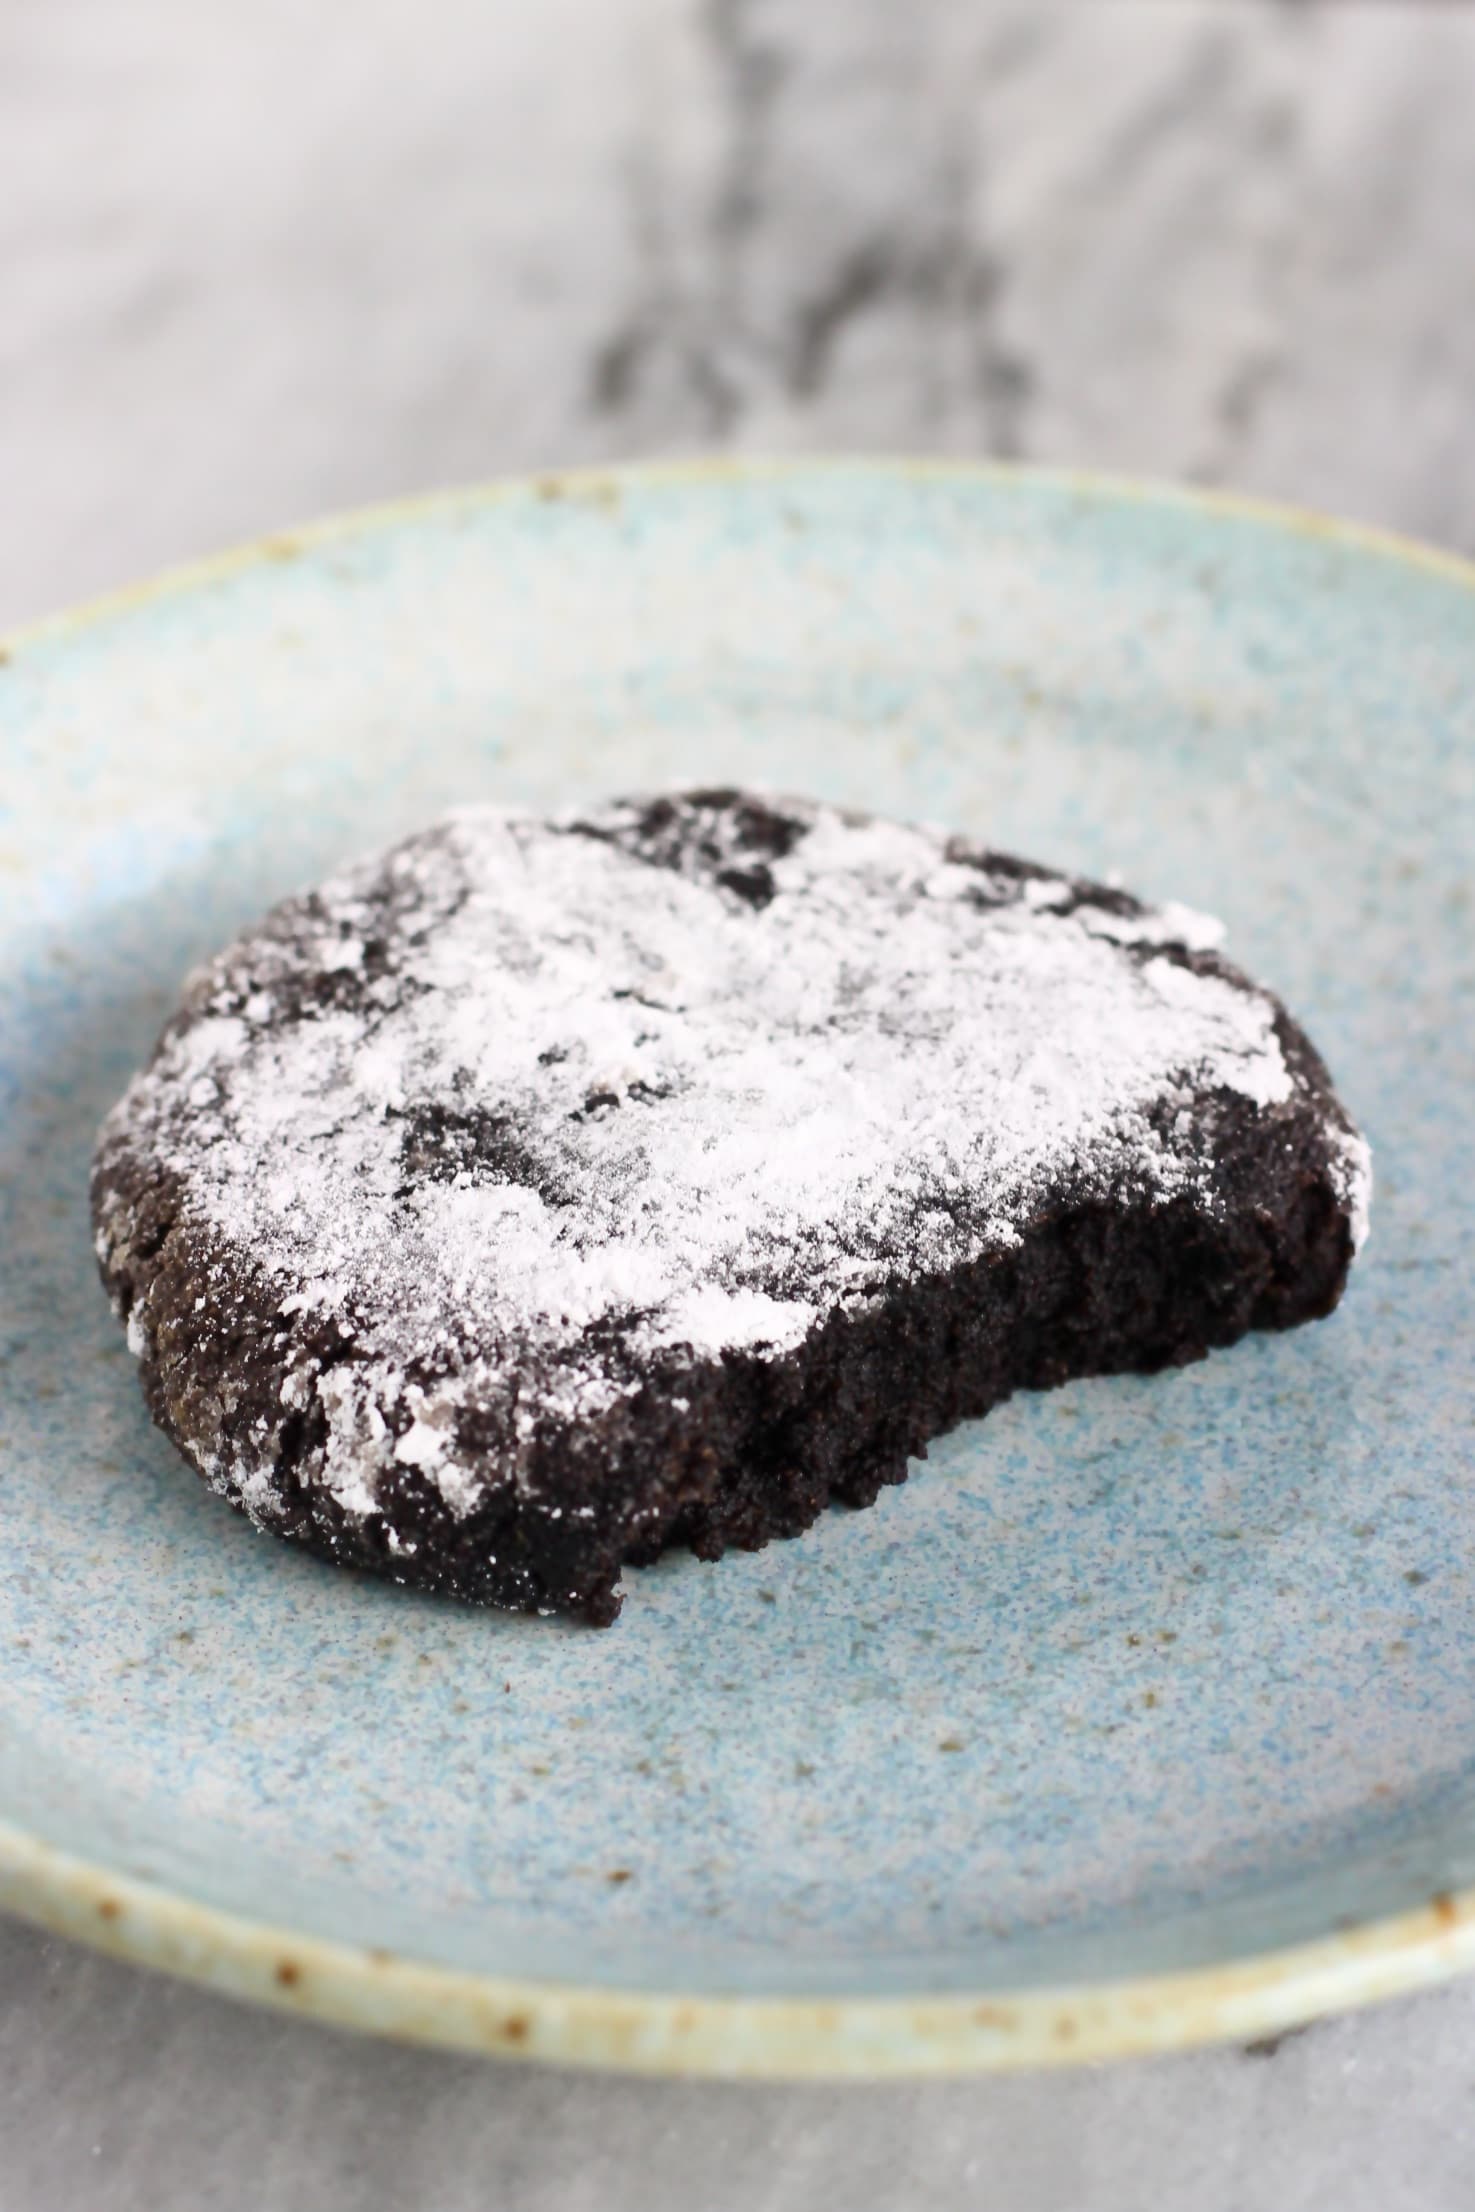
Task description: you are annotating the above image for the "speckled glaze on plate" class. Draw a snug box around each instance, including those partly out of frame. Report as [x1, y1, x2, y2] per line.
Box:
[1, 461, 1472, 2076]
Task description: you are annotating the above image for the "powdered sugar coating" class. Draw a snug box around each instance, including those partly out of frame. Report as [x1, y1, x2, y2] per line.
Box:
[94, 793, 1369, 1529]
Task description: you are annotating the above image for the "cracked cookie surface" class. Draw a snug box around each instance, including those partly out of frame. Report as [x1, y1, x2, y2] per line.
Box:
[92, 790, 1370, 1622]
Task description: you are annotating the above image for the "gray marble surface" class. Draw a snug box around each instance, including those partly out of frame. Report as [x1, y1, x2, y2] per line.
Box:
[3, 2, 1475, 2205]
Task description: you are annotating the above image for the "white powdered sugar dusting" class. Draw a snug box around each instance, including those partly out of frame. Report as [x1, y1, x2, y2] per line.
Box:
[98, 794, 1362, 1525]
[1331, 1127, 1375, 1255]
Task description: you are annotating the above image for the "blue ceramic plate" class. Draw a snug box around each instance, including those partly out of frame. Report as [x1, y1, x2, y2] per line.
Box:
[2, 462, 1472, 2074]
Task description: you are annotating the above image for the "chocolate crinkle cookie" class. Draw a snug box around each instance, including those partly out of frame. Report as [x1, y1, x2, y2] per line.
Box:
[92, 790, 1370, 1624]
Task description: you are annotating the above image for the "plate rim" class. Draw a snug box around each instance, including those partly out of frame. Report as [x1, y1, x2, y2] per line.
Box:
[4, 454, 1473, 2076]
[4, 1817, 1473, 2076]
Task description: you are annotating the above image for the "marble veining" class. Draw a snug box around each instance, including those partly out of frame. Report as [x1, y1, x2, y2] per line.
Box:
[1, 3, 1474, 630]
